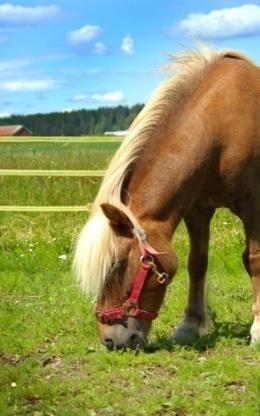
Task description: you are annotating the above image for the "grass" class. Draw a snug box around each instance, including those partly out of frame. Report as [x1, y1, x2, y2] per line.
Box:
[0, 137, 259, 415]
[0, 137, 117, 206]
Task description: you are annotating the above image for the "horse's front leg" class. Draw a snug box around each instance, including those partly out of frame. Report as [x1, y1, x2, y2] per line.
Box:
[170, 206, 214, 345]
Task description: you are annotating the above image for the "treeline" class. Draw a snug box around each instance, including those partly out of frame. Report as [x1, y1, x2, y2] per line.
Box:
[0, 104, 144, 136]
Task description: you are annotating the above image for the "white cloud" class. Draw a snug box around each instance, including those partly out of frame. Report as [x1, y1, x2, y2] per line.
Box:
[73, 94, 87, 102]
[177, 4, 260, 39]
[94, 41, 106, 54]
[68, 25, 102, 47]
[121, 34, 134, 54]
[0, 78, 57, 92]
[0, 4, 60, 27]
[0, 55, 69, 76]
[72, 91, 124, 104]
[91, 90, 124, 103]
[0, 111, 11, 118]
[0, 58, 31, 73]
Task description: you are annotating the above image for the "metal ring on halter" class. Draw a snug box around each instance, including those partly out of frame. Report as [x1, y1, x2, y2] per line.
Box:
[140, 254, 154, 264]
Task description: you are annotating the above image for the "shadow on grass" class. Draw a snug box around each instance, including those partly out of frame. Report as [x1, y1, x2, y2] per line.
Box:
[146, 321, 251, 353]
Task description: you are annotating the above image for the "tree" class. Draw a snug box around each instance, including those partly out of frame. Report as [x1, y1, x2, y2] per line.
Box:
[0, 105, 144, 136]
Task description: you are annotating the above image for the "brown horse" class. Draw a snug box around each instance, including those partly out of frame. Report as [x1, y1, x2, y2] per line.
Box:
[74, 47, 260, 350]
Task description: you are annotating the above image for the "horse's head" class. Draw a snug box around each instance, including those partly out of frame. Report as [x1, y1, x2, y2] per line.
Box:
[96, 203, 177, 350]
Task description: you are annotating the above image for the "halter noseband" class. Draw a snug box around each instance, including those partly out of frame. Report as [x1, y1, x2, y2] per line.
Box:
[95, 233, 171, 326]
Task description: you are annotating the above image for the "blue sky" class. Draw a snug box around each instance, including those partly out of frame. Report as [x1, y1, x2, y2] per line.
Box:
[0, 0, 260, 116]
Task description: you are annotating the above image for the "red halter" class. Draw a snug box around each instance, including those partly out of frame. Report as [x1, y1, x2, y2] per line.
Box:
[95, 236, 170, 325]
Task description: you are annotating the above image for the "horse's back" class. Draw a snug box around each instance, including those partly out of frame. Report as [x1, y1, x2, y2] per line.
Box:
[209, 55, 260, 146]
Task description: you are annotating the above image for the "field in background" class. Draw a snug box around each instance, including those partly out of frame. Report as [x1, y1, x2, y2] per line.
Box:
[0, 136, 119, 206]
[0, 137, 259, 415]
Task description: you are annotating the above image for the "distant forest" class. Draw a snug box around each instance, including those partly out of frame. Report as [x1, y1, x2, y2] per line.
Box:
[0, 104, 144, 136]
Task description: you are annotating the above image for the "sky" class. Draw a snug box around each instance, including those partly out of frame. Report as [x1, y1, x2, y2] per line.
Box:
[0, 0, 260, 116]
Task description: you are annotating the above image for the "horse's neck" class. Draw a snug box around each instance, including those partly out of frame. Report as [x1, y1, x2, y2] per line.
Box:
[127, 114, 211, 234]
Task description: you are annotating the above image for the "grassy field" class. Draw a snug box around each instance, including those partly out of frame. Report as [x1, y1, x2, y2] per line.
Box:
[0, 137, 259, 416]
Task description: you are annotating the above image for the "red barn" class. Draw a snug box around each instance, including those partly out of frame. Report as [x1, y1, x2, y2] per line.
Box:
[0, 125, 32, 137]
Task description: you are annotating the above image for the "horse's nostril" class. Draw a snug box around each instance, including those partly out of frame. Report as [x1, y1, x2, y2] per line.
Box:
[129, 333, 139, 345]
[128, 333, 147, 349]
[104, 338, 114, 350]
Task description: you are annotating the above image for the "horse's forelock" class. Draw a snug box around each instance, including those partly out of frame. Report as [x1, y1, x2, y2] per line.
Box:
[73, 204, 143, 299]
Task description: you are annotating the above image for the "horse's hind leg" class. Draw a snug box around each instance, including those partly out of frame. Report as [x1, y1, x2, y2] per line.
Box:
[241, 206, 260, 345]
[171, 206, 214, 345]
[249, 249, 260, 345]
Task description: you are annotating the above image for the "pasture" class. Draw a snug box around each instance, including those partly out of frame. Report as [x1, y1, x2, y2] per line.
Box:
[0, 137, 259, 415]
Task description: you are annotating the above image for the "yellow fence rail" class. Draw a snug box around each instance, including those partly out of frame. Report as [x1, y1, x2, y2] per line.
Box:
[0, 137, 122, 144]
[0, 136, 118, 212]
[0, 169, 105, 177]
[0, 205, 91, 212]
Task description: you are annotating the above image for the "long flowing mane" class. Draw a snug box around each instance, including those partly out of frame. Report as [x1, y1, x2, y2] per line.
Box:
[73, 46, 249, 299]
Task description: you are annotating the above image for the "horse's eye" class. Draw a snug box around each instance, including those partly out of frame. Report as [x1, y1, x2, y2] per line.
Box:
[105, 259, 128, 287]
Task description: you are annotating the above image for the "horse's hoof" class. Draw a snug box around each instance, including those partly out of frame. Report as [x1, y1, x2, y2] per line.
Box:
[250, 319, 260, 346]
[169, 322, 200, 346]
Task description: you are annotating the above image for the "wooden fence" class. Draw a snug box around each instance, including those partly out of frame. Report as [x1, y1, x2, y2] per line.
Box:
[0, 137, 121, 212]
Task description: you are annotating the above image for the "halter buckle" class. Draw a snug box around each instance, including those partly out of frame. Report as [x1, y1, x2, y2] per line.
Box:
[124, 300, 138, 316]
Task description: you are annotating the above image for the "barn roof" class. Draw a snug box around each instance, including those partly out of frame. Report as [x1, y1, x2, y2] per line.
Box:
[0, 125, 32, 136]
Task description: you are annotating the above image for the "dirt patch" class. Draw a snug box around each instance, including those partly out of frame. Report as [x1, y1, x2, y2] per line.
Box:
[0, 353, 25, 365]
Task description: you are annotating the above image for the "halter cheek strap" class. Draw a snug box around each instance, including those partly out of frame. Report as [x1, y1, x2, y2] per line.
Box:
[95, 235, 171, 326]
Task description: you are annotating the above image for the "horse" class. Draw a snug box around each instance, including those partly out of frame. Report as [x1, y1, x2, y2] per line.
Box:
[74, 46, 260, 350]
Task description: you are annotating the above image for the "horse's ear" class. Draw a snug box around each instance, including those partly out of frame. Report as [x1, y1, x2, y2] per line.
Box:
[100, 203, 134, 238]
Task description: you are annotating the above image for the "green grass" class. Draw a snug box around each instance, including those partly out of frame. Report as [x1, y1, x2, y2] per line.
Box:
[0, 137, 259, 415]
[0, 136, 117, 206]
[0, 138, 118, 169]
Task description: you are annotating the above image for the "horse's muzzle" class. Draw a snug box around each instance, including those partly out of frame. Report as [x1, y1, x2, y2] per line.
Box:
[104, 332, 147, 350]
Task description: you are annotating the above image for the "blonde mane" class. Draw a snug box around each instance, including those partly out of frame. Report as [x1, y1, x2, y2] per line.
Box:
[73, 46, 248, 299]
